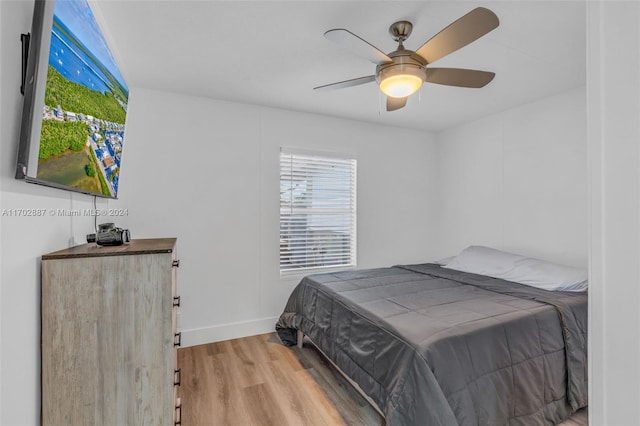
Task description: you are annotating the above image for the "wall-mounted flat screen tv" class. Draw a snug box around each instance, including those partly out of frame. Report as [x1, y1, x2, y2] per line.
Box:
[16, 0, 129, 199]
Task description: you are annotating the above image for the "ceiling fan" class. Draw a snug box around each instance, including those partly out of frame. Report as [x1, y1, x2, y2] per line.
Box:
[314, 7, 499, 111]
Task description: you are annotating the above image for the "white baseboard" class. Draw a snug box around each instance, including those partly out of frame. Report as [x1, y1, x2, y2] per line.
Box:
[180, 316, 280, 347]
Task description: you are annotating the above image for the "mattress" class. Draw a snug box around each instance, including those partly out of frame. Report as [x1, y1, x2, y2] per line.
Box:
[276, 263, 587, 426]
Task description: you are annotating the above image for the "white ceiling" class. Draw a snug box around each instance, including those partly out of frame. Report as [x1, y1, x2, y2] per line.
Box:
[92, 1, 586, 133]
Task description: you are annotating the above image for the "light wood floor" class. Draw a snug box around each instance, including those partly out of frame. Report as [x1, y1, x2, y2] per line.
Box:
[177, 332, 587, 426]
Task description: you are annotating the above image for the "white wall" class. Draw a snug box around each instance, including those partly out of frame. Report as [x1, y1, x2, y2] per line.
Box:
[0, 1, 127, 423]
[434, 87, 588, 268]
[587, 2, 640, 425]
[120, 88, 439, 345]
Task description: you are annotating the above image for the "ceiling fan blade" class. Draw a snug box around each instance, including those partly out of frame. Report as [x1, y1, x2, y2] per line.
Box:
[415, 7, 499, 64]
[426, 68, 496, 88]
[387, 96, 407, 112]
[425, 68, 495, 88]
[325, 29, 393, 65]
[314, 75, 376, 92]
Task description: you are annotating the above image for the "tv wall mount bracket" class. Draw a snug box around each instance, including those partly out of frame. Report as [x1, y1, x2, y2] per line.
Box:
[21, 33, 30, 95]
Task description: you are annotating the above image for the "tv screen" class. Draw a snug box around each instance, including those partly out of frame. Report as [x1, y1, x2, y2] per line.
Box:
[17, 0, 129, 198]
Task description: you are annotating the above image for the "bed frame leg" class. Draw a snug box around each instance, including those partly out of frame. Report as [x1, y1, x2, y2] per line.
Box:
[296, 329, 304, 348]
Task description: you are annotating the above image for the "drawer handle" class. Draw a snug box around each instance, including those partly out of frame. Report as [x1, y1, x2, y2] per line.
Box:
[174, 398, 182, 425]
[174, 368, 181, 386]
[174, 332, 182, 347]
[173, 296, 181, 307]
[172, 260, 180, 268]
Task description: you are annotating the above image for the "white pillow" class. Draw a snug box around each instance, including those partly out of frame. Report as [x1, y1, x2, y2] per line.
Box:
[443, 246, 588, 292]
[434, 256, 455, 266]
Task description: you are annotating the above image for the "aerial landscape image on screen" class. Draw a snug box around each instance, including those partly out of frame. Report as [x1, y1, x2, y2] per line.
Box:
[36, 0, 128, 197]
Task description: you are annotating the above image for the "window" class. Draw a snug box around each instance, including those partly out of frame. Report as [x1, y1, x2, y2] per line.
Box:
[279, 149, 357, 272]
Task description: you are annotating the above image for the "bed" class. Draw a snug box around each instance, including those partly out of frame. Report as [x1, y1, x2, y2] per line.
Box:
[276, 249, 588, 425]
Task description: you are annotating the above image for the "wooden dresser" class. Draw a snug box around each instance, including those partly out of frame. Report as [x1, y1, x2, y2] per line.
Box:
[41, 238, 181, 425]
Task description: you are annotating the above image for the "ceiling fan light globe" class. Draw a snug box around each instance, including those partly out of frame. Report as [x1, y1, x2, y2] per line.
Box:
[379, 74, 423, 98]
[377, 63, 426, 98]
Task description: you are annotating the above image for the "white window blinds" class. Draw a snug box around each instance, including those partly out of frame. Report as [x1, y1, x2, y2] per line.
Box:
[280, 150, 357, 272]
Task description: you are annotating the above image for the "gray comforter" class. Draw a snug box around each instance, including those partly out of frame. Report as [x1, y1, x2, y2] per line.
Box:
[276, 263, 587, 426]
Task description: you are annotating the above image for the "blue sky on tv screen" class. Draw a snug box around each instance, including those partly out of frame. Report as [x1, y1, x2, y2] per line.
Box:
[53, 0, 128, 94]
